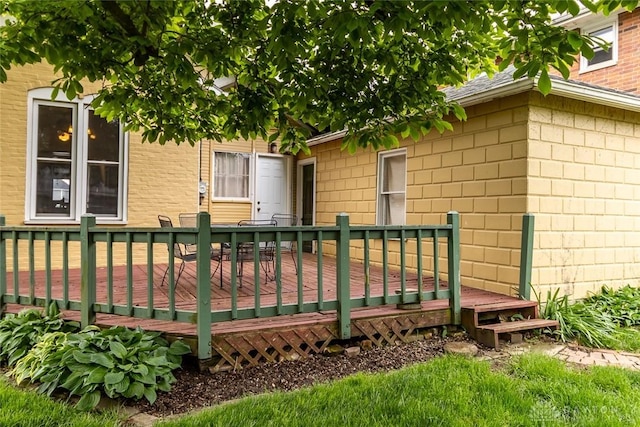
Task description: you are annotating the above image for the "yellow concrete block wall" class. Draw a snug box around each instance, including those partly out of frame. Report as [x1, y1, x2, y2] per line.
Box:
[1, 62, 199, 271]
[307, 94, 529, 295]
[528, 93, 640, 300]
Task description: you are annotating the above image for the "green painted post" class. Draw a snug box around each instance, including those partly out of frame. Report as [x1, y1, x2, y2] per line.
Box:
[447, 211, 461, 325]
[519, 213, 535, 301]
[196, 212, 212, 360]
[336, 213, 351, 339]
[80, 215, 97, 327]
[0, 216, 6, 316]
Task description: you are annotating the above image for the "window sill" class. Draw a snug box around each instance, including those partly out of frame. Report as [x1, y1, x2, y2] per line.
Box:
[24, 218, 127, 226]
[211, 198, 252, 204]
[579, 60, 617, 74]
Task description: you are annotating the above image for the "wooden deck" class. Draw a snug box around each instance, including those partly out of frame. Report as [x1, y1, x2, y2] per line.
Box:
[3, 253, 524, 366]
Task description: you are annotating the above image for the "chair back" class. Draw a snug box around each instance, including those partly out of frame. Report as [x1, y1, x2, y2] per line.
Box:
[271, 213, 298, 227]
[158, 215, 187, 257]
[238, 219, 277, 251]
[271, 214, 298, 249]
[238, 219, 278, 227]
[178, 213, 200, 253]
[178, 213, 197, 228]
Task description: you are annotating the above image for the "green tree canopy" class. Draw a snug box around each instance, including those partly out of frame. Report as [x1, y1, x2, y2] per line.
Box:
[1, 0, 637, 153]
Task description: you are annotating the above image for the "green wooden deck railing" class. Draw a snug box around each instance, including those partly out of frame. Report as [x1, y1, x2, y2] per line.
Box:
[0, 212, 461, 360]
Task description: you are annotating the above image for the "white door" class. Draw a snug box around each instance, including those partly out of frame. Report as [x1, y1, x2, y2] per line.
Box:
[255, 155, 289, 221]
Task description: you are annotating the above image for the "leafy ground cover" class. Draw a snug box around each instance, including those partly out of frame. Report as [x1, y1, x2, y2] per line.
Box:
[156, 354, 640, 427]
[539, 285, 640, 351]
[0, 305, 191, 411]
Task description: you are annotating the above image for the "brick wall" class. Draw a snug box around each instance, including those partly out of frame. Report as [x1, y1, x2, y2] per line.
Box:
[562, 9, 640, 93]
[528, 93, 640, 299]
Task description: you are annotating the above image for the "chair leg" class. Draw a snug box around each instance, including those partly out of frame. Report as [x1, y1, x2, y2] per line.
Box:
[161, 265, 170, 286]
[175, 261, 186, 286]
[211, 258, 222, 288]
[290, 250, 298, 274]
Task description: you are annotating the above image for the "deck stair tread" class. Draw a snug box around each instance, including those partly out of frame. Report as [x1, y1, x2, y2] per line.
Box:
[462, 299, 556, 349]
[462, 299, 537, 312]
[477, 318, 559, 333]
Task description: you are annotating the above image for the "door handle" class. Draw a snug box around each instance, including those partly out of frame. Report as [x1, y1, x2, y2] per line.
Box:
[257, 207, 261, 212]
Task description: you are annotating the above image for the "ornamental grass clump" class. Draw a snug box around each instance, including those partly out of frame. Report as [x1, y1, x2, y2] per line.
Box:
[538, 286, 640, 350]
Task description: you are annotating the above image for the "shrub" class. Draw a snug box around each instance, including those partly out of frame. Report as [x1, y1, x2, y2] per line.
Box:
[0, 303, 79, 367]
[10, 325, 191, 410]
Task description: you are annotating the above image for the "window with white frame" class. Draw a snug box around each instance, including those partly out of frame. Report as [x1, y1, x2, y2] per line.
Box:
[580, 18, 618, 73]
[377, 149, 406, 226]
[212, 151, 251, 200]
[26, 89, 127, 223]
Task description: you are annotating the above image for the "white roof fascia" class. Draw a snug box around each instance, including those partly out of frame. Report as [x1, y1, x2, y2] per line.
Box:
[305, 75, 640, 148]
[307, 129, 347, 146]
[305, 80, 535, 147]
[543, 78, 640, 112]
[448, 79, 535, 107]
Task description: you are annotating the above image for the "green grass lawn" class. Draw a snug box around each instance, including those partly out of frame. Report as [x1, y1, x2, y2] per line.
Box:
[3, 353, 640, 426]
[0, 376, 123, 427]
[157, 354, 640, 427]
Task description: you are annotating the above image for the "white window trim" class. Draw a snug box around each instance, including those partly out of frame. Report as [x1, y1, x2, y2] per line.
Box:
[579, 17, 618, 74]
[211, 150, 253, 203]
[24, 88, 129, 225]
[376, 148, 407, 226]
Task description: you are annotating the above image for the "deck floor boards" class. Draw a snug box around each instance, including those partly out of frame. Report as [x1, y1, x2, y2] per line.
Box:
[3, 252, 521, 339]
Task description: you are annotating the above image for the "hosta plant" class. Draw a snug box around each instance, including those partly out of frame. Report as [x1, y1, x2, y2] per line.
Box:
[10, 325, 191, 410]
[0, 303, 79, 367]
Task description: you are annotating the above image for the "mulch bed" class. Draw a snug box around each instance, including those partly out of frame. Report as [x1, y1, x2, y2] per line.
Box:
[129, 332, 477, 418]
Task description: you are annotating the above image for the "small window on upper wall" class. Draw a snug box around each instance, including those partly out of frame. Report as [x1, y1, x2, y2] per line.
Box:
[212, 151, 251, 200]
[376, 149, 406, 226]
[580, 18, 618, 73]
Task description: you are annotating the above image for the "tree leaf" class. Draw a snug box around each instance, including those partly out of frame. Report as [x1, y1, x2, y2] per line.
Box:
[538, 69, 552, 95]
[567, 31, 583, 50]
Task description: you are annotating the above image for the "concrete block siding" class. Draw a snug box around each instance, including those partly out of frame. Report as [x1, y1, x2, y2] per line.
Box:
[309, 93, 530, 297]
[309, 91, 640, 300]
[528, 93, 640, 299]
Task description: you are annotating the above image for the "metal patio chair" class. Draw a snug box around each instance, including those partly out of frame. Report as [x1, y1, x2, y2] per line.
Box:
[271, 213, 299, 274]
[178, 213, 226, 288]
[158, 214, 224, 288]
[237, 219, 277, 285]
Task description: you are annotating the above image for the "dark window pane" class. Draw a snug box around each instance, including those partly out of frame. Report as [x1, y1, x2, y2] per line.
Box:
[588, 48, 613, 66]
[87, 111, 120, 162]
[86, 164, 119, 216]
[35, 161, 72, 215]
[37, 105, 73, 159]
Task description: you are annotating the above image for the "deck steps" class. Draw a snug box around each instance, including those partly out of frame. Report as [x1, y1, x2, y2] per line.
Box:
[461, 300, 558, 349]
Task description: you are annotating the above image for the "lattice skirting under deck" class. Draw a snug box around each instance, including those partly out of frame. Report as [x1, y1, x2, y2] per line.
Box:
[209, 309, 451, 371]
